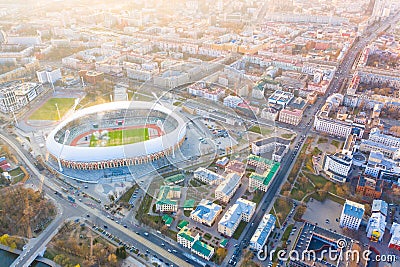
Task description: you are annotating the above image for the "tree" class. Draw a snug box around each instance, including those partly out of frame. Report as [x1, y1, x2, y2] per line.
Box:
[214, 247, 228, 264]
[107, 253, 118, 266]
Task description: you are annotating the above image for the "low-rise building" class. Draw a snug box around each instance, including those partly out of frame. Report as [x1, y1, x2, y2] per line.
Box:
[278, 108, 303, 126]
[389, 223, 400, 251]
[176, 226, 214, 260]
[365, 151, 400, 180]
[366, 200, 388, 242]
[369, 128, 400, 148]
[191, 240, 215, 261]
[224, 160, 246, 176]
[155, 186, 181, 213]
[177, 226, 199, 249]
[190, 199, 222, 226]
[247, 155, 280, 191]
[215, 173, 241, 204]
[323, 153, 353, 183]
[194, 167, 224, 185]
[251, 137, 291, 155]
[250, 214, 276, 251]
[356, 176, 383, 199]
[360, 139, 400, 160]
[339, 200, 364, 230]
[268, 90, 294, 108]
[218, 198, 256, 237]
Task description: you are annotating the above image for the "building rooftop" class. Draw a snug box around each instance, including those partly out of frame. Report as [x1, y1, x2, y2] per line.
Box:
[194, 167, 224, 183]
[191, 199, 222, 223]
[250, 214, 276, 247]
[164, 173, 185, 185]
[215, 172, 241, 197]
[218, 198, 256, 231]
[343, 200, 364, 219]
[191, 240, 213, 257]
[371, 199, 388, 217]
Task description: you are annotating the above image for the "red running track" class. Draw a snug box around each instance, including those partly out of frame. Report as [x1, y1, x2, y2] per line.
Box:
[69, 124, 163, 146]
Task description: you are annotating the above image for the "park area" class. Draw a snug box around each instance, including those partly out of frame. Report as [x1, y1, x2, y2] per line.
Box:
[29, 98, 75, 121]
[90, 128, 149, 147]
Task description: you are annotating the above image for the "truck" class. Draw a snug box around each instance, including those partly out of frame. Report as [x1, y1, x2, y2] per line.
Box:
[68, 196, 76, 203]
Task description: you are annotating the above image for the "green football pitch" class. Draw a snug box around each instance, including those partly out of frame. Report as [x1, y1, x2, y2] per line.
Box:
[29, 98, 75, 121]
[89, 128, 150, 147]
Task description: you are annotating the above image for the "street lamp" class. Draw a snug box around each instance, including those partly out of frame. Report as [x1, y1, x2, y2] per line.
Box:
[55, 103, 61, 121]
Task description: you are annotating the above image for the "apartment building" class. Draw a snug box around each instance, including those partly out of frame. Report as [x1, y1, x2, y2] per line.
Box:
[278, 108, 303, 126]
[339, 200, 365, 230]
[250, 214, 276, 251]
[190, 199, 222, 226]
[194, 167, 224, 185]
[218, 198, 256, 237]
[215, 173, 241, 204]
[366, 200, 388, 242]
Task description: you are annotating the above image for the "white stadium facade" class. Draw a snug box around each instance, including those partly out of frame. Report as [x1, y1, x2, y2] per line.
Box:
[46, 101, 187, 171]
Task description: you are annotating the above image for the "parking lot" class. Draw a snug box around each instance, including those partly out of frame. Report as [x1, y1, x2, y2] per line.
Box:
[302, 198, 343, 234]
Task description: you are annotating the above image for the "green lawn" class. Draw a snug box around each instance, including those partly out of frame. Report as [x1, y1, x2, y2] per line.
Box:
[304, 172, 327, 188]
[29, 98, 75, 120]
[90, 128, 149, 147]
[281, 133, 294, 139]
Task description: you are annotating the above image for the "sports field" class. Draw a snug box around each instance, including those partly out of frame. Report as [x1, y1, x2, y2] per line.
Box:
[89, 128, 150, 147]
[29, 98, 75, 121]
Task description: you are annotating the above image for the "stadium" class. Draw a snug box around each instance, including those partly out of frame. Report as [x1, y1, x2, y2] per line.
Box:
[46, 101, 187, 171]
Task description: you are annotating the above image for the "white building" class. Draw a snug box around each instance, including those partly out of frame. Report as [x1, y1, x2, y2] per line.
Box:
[366, 200, 388, 242]
[340, 200, 364, 230]
[389, 223, 400, 251]
[193, 167, 224, 185]
[250, 214, 276, 251]
[36, 68, 62, 84]
[323, 153, 353, 183]
[369, 128, 400, 148]
[215, 172, 241, 203]
[113, 84, 128, 101]
[218, 198, 256, 237]
[223, 95, 243, 108]
[364, 151, 400, 180]
[190, 199, 222, 226]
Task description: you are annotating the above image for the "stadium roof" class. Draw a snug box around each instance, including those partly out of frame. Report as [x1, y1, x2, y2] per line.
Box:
[46, 101, 186, 162]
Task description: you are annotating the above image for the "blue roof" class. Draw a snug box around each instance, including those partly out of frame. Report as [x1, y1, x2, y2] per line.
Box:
[254, 214, 276, 246]
[372, 200, 388, 217]
[343, 202, 364, 219]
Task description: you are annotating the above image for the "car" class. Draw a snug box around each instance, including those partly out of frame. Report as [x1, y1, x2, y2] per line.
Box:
[104, 225, 108, 229]
[161, 243, 165, 246]
[172, 249, 177, 253]
[123, 225, 127, 228]
[144, 232, 149, 236]
[168, 249, 172, 252]
[86, 214, 90, 217]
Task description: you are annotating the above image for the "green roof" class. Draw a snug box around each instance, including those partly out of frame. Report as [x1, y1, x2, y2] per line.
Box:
[191, 240, 213, 257]
[247, 154, 277, 166]
[249, 160, 280, 186]
[162, 214, 173, 226]
[157, 185, 180, 205]
[164, 174, 185, 185]
[177, 220, 189, 230]
[177, 227, 195, 242]
[183, 199, 195, 208]
[220, 238, 228, 247]
[156, 199, 177, 206]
